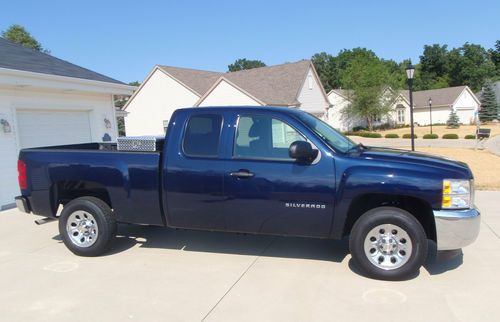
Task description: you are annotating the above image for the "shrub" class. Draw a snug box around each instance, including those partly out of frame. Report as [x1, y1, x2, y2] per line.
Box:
[423, 133, 438, 139]
[352, 126, 367, 132]
[372, 123, 392, 131]
[384, 133, 399, 139]
[344, 131, 362, 136]
[361, 132, 382, 138]
[402, 133, 418, 139]
[464, 134, 476, 139]
[442, 133, 459, 139]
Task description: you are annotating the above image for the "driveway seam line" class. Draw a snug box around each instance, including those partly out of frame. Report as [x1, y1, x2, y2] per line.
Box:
[201, 237, 276, 321]
[482, 220, 500, 239]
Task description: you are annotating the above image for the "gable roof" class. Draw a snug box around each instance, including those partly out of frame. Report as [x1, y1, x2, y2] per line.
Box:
[222, 60, 312, 106]
[328, 89, 354, 100]
[0, 37, 124, 84]
[400, 86, 470, 108]
[158, 65, 222, 96]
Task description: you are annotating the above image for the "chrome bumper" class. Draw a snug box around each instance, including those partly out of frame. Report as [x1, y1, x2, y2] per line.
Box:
[434, 207, 480, 250]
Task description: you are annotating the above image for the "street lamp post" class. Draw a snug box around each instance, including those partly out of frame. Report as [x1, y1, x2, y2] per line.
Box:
[428, 98, 433, 135]
[406, 62, 415, 151]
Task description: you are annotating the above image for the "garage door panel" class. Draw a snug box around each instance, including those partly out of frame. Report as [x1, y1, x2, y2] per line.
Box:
[16, 110, 92, 148]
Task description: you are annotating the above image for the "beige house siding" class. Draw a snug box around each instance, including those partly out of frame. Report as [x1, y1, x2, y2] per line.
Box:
[197, 79, 262, 107]
[125, 69, 199, 136]
[297, 68, 328, 115]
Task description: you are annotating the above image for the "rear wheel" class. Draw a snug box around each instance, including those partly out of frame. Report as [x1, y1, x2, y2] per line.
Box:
[349, 207, 428, 280]
[59, 197, 116, 256]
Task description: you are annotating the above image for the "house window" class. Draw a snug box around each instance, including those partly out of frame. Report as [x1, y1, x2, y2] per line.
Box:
[308, 75, 313, 90]
[397, 108, 405, 123]
[163, 120, 169, 133]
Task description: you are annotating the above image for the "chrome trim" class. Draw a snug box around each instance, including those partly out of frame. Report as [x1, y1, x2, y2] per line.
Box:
[434, 207, 480, 250]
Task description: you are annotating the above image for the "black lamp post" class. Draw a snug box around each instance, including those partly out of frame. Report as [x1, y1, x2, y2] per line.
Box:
[406, 62, 415, 151]
[428, 98, 433, 135]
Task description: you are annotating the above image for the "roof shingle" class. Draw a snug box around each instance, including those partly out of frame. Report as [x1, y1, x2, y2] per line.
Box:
[400, 86, 467, 108]
[0, 37, 124, 84]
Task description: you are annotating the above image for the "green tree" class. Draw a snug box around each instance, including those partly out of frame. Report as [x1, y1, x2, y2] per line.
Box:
[1, 24, 49, 53]
[228, 58, 266, 72]
[479, 81, 499, 121]
[448, 43, 496, 91]
[446, 110, 460, 128]
[418, 44, 450, 89]
[340, 55, 395, 131]
[489, 40, 500, 77]
[311, 52, 336, 92]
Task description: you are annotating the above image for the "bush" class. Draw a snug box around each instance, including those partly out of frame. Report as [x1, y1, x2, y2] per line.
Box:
[442, 133, 459, 139]
[352, 126, 367, 132]
[362, 132, 382, 138]
[402, 133, 418, 139]
[372, 123, 392, 131]
[344, 131, 362, 136]
[384, 133, 399, 139]
[423, 133, 438, 139]
[464, 134, 476, 139]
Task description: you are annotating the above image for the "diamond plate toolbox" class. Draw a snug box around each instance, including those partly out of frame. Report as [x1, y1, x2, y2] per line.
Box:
[117, 136, 158, 152]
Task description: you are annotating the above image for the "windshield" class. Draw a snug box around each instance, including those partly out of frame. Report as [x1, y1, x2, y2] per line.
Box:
[295, 112, 357, 153]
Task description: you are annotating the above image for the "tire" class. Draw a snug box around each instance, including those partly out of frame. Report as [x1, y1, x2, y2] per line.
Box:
[349, 206, 428, 280]
[59, 196, 117, 256]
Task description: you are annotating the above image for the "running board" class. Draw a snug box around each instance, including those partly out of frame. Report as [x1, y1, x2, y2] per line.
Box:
[35, 217, 57, 225]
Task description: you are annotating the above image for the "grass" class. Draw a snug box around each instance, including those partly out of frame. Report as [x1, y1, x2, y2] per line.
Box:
[417, 147, 500, 190]
[377, 124, 500, 139]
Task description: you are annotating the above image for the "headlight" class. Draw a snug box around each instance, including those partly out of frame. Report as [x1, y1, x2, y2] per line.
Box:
[442, 179, 473, 209]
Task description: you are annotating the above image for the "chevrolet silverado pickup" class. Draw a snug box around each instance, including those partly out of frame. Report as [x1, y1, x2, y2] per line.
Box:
[15, 106, 480, 280]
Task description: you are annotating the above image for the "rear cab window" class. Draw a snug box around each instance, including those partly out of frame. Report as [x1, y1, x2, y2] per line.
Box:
[183, 114, 223, 157]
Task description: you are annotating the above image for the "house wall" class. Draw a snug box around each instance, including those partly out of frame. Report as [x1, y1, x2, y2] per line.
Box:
[197, 79, 262, 107]
[125, 69, 199, 136]
[0, 85, 117, 208]
[326, 91, 365, 131]
[413, 106, 451, 125]
[454, 89, 479, 125]
[296, 68, 329, 115]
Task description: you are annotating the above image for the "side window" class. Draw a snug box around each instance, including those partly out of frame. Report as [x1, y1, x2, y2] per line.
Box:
[183, 114, 222, 157]
[234, 115, 306, 159]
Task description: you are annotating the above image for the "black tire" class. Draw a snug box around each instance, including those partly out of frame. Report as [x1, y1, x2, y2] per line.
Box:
[59, 196, 117, 256]
[349, 206, 428, 280]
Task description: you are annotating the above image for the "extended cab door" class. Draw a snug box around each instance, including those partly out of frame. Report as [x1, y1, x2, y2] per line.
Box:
[222, 111, 336, 238]
[163, 111, 226, 230]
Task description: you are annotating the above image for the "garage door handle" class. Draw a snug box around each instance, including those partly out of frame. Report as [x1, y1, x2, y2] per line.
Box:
[229, 170, 255, 178]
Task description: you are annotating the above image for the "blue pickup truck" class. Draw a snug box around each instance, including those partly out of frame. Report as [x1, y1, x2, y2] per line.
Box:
[16, 106, 480, 280]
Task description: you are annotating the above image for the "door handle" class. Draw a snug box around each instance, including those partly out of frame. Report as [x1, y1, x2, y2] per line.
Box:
[229, 170, 255, 178]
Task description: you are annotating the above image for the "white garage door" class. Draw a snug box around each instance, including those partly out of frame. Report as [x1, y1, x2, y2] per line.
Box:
[16, 110, 92, 148]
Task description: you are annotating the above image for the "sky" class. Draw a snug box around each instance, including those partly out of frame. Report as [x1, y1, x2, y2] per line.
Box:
[1, 0, 499, 83]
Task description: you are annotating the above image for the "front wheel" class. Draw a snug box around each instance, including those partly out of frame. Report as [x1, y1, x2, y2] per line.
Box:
[59, 197, 117, 256]
[349, 207, 428, 280]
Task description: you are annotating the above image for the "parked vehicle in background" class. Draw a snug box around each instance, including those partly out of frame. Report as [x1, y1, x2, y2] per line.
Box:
[16, 106, 480, 280]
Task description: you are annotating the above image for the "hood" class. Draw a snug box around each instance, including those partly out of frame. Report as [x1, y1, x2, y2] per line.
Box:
[357, 147, 473, 179]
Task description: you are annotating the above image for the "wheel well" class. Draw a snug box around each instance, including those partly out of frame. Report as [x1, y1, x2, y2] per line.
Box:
[343, 193, 436, 242]
[52, 181, 112, 214]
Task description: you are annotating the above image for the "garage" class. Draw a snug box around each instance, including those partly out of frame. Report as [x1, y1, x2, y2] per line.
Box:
[16, 110, 92, 148]
[0, 37, 135, 209]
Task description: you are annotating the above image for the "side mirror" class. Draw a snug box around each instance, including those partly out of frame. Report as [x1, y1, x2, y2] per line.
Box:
[288, 141, 318, 162]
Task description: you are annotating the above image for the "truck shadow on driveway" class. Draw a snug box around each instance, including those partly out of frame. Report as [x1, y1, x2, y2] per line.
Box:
[53, 223, 463, 279]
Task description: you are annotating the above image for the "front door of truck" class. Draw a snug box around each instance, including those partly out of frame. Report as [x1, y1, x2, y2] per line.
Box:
[223, 113, 336, 238]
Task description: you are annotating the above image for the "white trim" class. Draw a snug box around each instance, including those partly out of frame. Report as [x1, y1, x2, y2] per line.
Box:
[0, 67, 136, 95]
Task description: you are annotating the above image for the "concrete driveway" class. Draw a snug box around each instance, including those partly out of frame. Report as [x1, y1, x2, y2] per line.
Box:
[0, 191, 499, 322]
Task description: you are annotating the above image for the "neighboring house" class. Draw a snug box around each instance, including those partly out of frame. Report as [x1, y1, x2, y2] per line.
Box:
[327, 85, 479, 131]
[0, 37, 135, 209]
[124, 60, 330, 136]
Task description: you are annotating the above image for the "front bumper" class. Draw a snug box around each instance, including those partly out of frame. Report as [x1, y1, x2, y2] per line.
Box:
[434, 207, 480, 250]
[15, 196, 31, 214]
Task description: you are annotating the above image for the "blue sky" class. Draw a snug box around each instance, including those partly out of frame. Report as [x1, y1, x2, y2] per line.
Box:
[1, 0, 498, 83]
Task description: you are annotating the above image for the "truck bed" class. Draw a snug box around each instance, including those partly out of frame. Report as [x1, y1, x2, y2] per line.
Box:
[19, 141, 165, 226]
